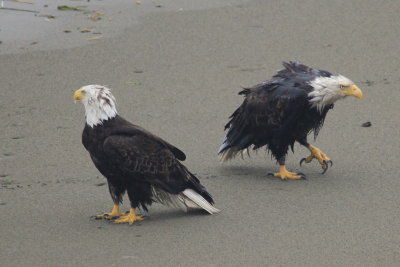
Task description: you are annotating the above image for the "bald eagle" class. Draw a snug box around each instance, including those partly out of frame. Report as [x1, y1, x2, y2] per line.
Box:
[74, 85, 219, 224]
[218, 62, 363, 179]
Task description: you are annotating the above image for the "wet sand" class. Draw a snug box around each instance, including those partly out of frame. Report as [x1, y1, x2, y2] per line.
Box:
[1, 0, 400, 266]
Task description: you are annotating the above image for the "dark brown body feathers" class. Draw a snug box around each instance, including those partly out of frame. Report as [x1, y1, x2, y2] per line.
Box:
[219, 61, 333, 164]
[83, 115, 213, 211]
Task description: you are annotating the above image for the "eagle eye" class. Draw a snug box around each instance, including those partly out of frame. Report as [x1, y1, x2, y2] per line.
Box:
[339, 84, 345, 89]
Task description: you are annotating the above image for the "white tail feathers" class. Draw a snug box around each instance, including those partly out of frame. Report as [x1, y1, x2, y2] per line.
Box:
[151, 187, 220, 214]
[219, 147, 250, 163]
[219, 147, 239, 162]
[218, 137, 230, 154]
[181, 189, 220, 214]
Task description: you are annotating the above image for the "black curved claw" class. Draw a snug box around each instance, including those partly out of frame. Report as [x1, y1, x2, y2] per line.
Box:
[299, 158, 306, 166]
[321, 161, 329, 174]
[298, 173, 307, 180]
[328, 160, 333, 167]
[267, 172, 274, 176]
[93, 213, 109, 220]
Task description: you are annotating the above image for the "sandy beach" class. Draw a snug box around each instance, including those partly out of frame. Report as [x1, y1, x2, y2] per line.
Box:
[1, 0, 400, 266]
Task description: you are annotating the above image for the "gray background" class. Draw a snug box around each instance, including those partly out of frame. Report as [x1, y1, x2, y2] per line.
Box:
[1, 0, 399, 266]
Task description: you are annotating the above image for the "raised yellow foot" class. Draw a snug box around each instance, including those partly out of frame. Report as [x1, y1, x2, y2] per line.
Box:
[268, 165, 305, 180]
[95, 204, 125, 220]
[113, 208, 144, 225]
[300, 145, 333, 173]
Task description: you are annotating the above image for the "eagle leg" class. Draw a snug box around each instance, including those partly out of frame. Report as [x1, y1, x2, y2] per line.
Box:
[268, 165, 306, 180]
[300, 145, 333, 173]
[95, 204, 126, 220]
[113, 208, 144, 225]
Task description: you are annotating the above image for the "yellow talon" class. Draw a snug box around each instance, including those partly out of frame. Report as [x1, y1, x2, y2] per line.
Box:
[270, 165, 305, 180]
[95, 204, 124, 220]
[309, 145, 330, 164]
[300, 145, 332, 173]
[113, 208, 144, 225]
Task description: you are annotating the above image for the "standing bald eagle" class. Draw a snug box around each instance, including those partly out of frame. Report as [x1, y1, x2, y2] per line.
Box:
[74, 85, 219, 224]
[218, 62, 363, 179]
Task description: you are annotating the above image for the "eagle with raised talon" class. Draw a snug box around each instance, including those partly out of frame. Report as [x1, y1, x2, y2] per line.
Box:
[218, 61, 363, 180]
[74, 85, 219, 224]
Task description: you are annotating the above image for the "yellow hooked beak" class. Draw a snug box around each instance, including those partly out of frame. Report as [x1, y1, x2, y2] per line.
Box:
[341, 84, 363, 99]
[73, 89, 85, 103]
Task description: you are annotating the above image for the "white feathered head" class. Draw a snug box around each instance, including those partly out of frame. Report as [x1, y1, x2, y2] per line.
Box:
[308, 75, 363, 112]
[73, 85, 117, 127]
